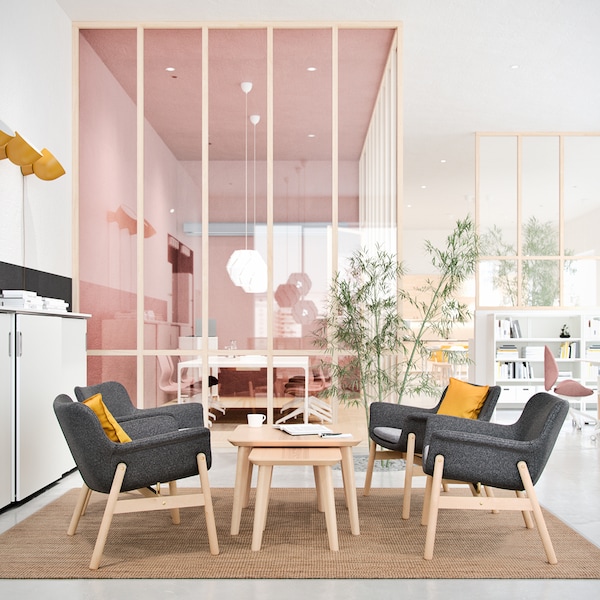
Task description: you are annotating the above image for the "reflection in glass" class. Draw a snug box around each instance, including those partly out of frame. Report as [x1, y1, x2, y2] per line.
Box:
[479, 136, 517, 253]
[563, 259, 599, 307]
[478, 260, 518, 307]
[78, 28, 138, 397]
[522, 260, 560, 307]
[564, 136, 600, 256]
[208, 29, 267, 353]
[521, 136, 559, 256]
[273, 29, 332, 350]
[144, 30, 203, 355]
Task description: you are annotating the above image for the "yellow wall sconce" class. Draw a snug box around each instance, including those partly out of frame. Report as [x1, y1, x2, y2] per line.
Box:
[0, 122, 15, 159]
[20, 147, 66, 181]
[0, 124, 65, 181]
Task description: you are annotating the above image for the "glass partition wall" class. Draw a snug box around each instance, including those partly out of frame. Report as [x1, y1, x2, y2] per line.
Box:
[477, 133, 600, 309]
[77, 24, 401, 420]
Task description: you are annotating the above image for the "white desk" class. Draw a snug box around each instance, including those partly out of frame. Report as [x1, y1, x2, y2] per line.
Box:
[177, 355, 310, 425]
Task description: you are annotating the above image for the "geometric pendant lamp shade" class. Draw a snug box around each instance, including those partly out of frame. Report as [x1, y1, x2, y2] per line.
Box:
[226, 248, 267, 293]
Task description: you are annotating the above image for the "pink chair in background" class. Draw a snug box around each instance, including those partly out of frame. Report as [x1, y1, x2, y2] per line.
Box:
[543, 345, 595, 431]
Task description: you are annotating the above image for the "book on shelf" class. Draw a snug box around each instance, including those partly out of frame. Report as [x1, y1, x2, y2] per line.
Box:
[496, 343, 519, 360]
[522, 345, 544, 360]
[587, 344, 600, 360]
[496, 318, 512, 339]
[497, 360, 533, 379]
[510, 319, 522, 338]
[559, 341, 579, 359]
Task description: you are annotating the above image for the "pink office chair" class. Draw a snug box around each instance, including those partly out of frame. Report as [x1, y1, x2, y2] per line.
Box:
[543, 345, 594, 430]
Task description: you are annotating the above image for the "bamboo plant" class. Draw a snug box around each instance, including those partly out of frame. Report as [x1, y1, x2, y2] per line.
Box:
[313, 216, 480, 425]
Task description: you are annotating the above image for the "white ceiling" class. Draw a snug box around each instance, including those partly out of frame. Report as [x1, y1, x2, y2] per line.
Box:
[56, 0, 600, 230]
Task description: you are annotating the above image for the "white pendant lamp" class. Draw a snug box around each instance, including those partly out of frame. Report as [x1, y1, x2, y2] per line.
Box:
[226, 82, 267, 293]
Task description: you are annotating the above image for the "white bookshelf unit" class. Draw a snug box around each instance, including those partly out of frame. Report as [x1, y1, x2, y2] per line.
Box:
[475, 310, 600, 410]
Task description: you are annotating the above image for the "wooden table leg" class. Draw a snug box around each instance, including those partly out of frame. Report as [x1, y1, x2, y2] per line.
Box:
[318, 465, 339, 551]
[340, 446, 360, 535]
[251, 464, 273, 551]
[231, 446, 251, 535]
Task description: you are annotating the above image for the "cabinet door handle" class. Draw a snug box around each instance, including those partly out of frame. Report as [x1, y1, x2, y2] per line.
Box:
[16, 331, 23, 357]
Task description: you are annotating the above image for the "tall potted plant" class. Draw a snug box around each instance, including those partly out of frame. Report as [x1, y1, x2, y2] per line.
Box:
[313, 216, 479, 424]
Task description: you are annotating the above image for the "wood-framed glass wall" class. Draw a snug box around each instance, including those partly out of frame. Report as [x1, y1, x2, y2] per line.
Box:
[76, 22, 401, 419]
[477, 132, 600, 309]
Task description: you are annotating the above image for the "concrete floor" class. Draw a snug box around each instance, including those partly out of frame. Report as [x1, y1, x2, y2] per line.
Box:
[1, 410, 599, 598]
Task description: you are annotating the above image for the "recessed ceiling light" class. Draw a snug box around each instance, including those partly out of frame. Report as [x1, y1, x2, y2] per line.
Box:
[407, 204, 412, 208]
[165, 67, 176, 72]
[308, 134, 316, 138]
[510, 64, 520, 70]
[170, 208, 175, 214]
[421, 185, 427, 189]
[307, 66, 317, 72]
[440, 159, 447, 163]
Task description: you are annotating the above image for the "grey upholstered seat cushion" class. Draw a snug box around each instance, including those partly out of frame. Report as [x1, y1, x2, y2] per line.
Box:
[373, 426, 403, 444]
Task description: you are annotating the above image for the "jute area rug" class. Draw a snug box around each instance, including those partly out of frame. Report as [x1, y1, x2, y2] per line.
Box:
[1, 487, 599, 579]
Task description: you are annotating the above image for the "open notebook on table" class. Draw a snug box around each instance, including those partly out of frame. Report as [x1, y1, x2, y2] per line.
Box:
[274, 424, 333, 436]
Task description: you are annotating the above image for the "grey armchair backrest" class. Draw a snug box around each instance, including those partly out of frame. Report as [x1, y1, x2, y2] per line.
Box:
[74, 381, 136, 417]
[74, 380, 205, 429]
[53, 394, 212, 494]
[369, 384, 501, 454]
[422, 392, 569, 490]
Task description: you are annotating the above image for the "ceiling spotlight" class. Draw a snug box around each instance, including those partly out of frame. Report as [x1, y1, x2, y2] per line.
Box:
[165, 67, 176, 72]
[307, 66, 317, 72]
[510, 64, 520, 70]
[307, 134, 316, 138]
[440, 159, 447, 163]
[421, 185, 427, 189]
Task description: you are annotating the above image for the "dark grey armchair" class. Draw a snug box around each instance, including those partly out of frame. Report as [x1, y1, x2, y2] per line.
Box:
[364, 383, 500, 518]
[54, 393, 219, 570]
[74, 380, 203, 430]
[420, 392, 569, 563]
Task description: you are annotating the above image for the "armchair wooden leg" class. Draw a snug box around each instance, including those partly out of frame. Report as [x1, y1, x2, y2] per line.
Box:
[423, 454, 445, 560]
[421, 472, 434, 526]
[518, 461, 557, 564]
[515, 489, 534, 528]
[81, 486, 93, 517]
[68, 484, 92, 536]
[363, 439, 376, 495]
[89, 462, 127, 570]
[402, 433, 416, 519]
[197, 453, 220, 556]
[168, 481, 181, 525]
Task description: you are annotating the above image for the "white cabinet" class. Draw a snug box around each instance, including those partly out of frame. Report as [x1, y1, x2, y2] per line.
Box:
[0, 310, 88, 507]
[475, 310, 600, 408]
[0, 313, 14, 509]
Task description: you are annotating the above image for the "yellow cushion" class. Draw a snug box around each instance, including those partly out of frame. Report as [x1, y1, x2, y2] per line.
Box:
[436, 378, 490, 419]
[83, 393, 132, 443]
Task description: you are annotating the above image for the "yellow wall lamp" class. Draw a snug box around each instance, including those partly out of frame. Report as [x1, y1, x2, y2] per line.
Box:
[0, 123, 65, 181]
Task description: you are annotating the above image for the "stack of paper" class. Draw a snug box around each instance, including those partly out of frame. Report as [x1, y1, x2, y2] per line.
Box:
[1, 290, 44, 310]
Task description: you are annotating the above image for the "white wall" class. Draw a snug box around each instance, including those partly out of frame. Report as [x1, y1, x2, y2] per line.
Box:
[0, 0, 73, 277]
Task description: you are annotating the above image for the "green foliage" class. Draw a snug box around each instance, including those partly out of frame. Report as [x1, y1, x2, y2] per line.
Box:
[313, 216, 479, 424]
[480, 216, 573, 306]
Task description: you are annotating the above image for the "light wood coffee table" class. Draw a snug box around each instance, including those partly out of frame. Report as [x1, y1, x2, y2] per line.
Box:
[227, 425, 361, 538]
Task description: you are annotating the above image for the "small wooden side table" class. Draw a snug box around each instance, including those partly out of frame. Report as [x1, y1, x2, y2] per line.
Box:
[248, 447, 342, 551]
